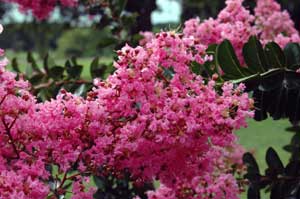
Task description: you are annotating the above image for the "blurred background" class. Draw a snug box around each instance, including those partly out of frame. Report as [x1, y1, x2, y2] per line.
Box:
[0, 0, 299, 62]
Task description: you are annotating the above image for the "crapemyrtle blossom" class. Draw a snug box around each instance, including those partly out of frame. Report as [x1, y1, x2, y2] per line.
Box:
[0, 23, 253, 199]
[0, 56, 111, 198]
[2, 0, 78, 19]
[93, 32, 253, 198]
[183, 0, 300, 62]
[254, 0, 300, 47]
[0, 38, 49, 198]
[184, 0, 255, 63]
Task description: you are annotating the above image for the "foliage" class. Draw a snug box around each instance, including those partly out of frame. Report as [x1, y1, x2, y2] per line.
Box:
[10, 52, 113, 101]
[55, 28, 114, 57]
[0, 23, 67, 53]
[200, 22, 300, 199]
[203, 37, 300, 123]
[243, 146, 300, 199]
[0, 0, 145, 58]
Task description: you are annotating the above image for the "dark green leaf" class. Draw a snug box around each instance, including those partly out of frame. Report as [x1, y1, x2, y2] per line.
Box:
[65, 60, 72, 68]
[90, 57, 107, 79]
[285, 161, 300, 176]
[98, 37, 118, 48]
[265, 42, 286, 69]
[27, 52, 40, 72]
[259, 69, 283, 92]
[243, 36, 268, 72]
[270, 183, 283, 199]
[71, 56, 78, 66]
[29, 74, 45, 85]
[217, 39, 245, 79]
[247, 185, 261, 199]
[66, 65, 83, 79]
[93, 176, 105, 189]
[11, 58, 20, 73]
[43, 53, 49, 74]
[284, 43, 300, 70]
[266, 147, 285, 176]
[48, 66, 64, 80]
[243, 152, 261, 182]
[190, 61, 202, 75]
[253, 90, 268, 121]
[240, 67, 258, 76]
[206, 43, 218, 54]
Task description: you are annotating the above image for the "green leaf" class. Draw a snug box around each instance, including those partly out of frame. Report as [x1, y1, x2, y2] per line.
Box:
[65, 60, 72, 68]
[43, 53, 49, 74]
[259, 69, 283, 92]
[284, 43, 300, 70]
[270, 183, 284, 199]
[240, 66, 257, 76]
[285, 160, 300, 176]
[206, 43, 218, 54]
[213, 40, 300, 123]
[93, 176, 105, 189]
[48, 66, 64, 80]
[265, 42, 286, 69]
[11, 58, 20, 73]
[190, 61, 202, 75]
[27, 52, 41, 72]
[25, 63, 33, 78]
[202, 44, 221, 78]
[243, 36, 268, 73]
[216, 39, 245, 79]
[29, 73, 45, 85]
[266, 147, 285, 176]
[66, 65, 83, 79]
[98, 37, 118, 48]
[253, 90, 269, 121]
[71, 56, 78, 66]
[243, 153, 261, 181]
[247, 185, 261, 199]
[90, 57, 107, 79]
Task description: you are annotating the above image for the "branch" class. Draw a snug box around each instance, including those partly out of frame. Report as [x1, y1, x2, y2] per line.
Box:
[2, 117, 19, 159]
[34, 79, 92, 90]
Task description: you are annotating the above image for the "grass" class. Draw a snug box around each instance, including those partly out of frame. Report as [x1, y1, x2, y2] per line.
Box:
[236, 118, 293, 170]
[236, 118, 294, 199]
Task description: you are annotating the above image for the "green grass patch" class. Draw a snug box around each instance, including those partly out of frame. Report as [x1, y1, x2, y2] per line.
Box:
[236, 118, 293, 199]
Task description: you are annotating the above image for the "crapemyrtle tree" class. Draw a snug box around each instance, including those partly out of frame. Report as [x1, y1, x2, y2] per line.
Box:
[0, 0, 300, 199]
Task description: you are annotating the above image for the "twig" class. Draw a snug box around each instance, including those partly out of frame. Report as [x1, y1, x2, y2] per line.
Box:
[2, 117, 19, 159]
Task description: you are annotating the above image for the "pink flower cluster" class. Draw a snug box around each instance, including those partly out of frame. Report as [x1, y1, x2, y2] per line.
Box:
[94, 32, 253, 198]
[254, 0, 300, 47]
[3, 0, 77, 19]
[183, 0, 300, 62]
[0, 24, 253, 198]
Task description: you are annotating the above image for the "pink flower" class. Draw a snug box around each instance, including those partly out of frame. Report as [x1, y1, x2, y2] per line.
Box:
[183, 0, 300, 64]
